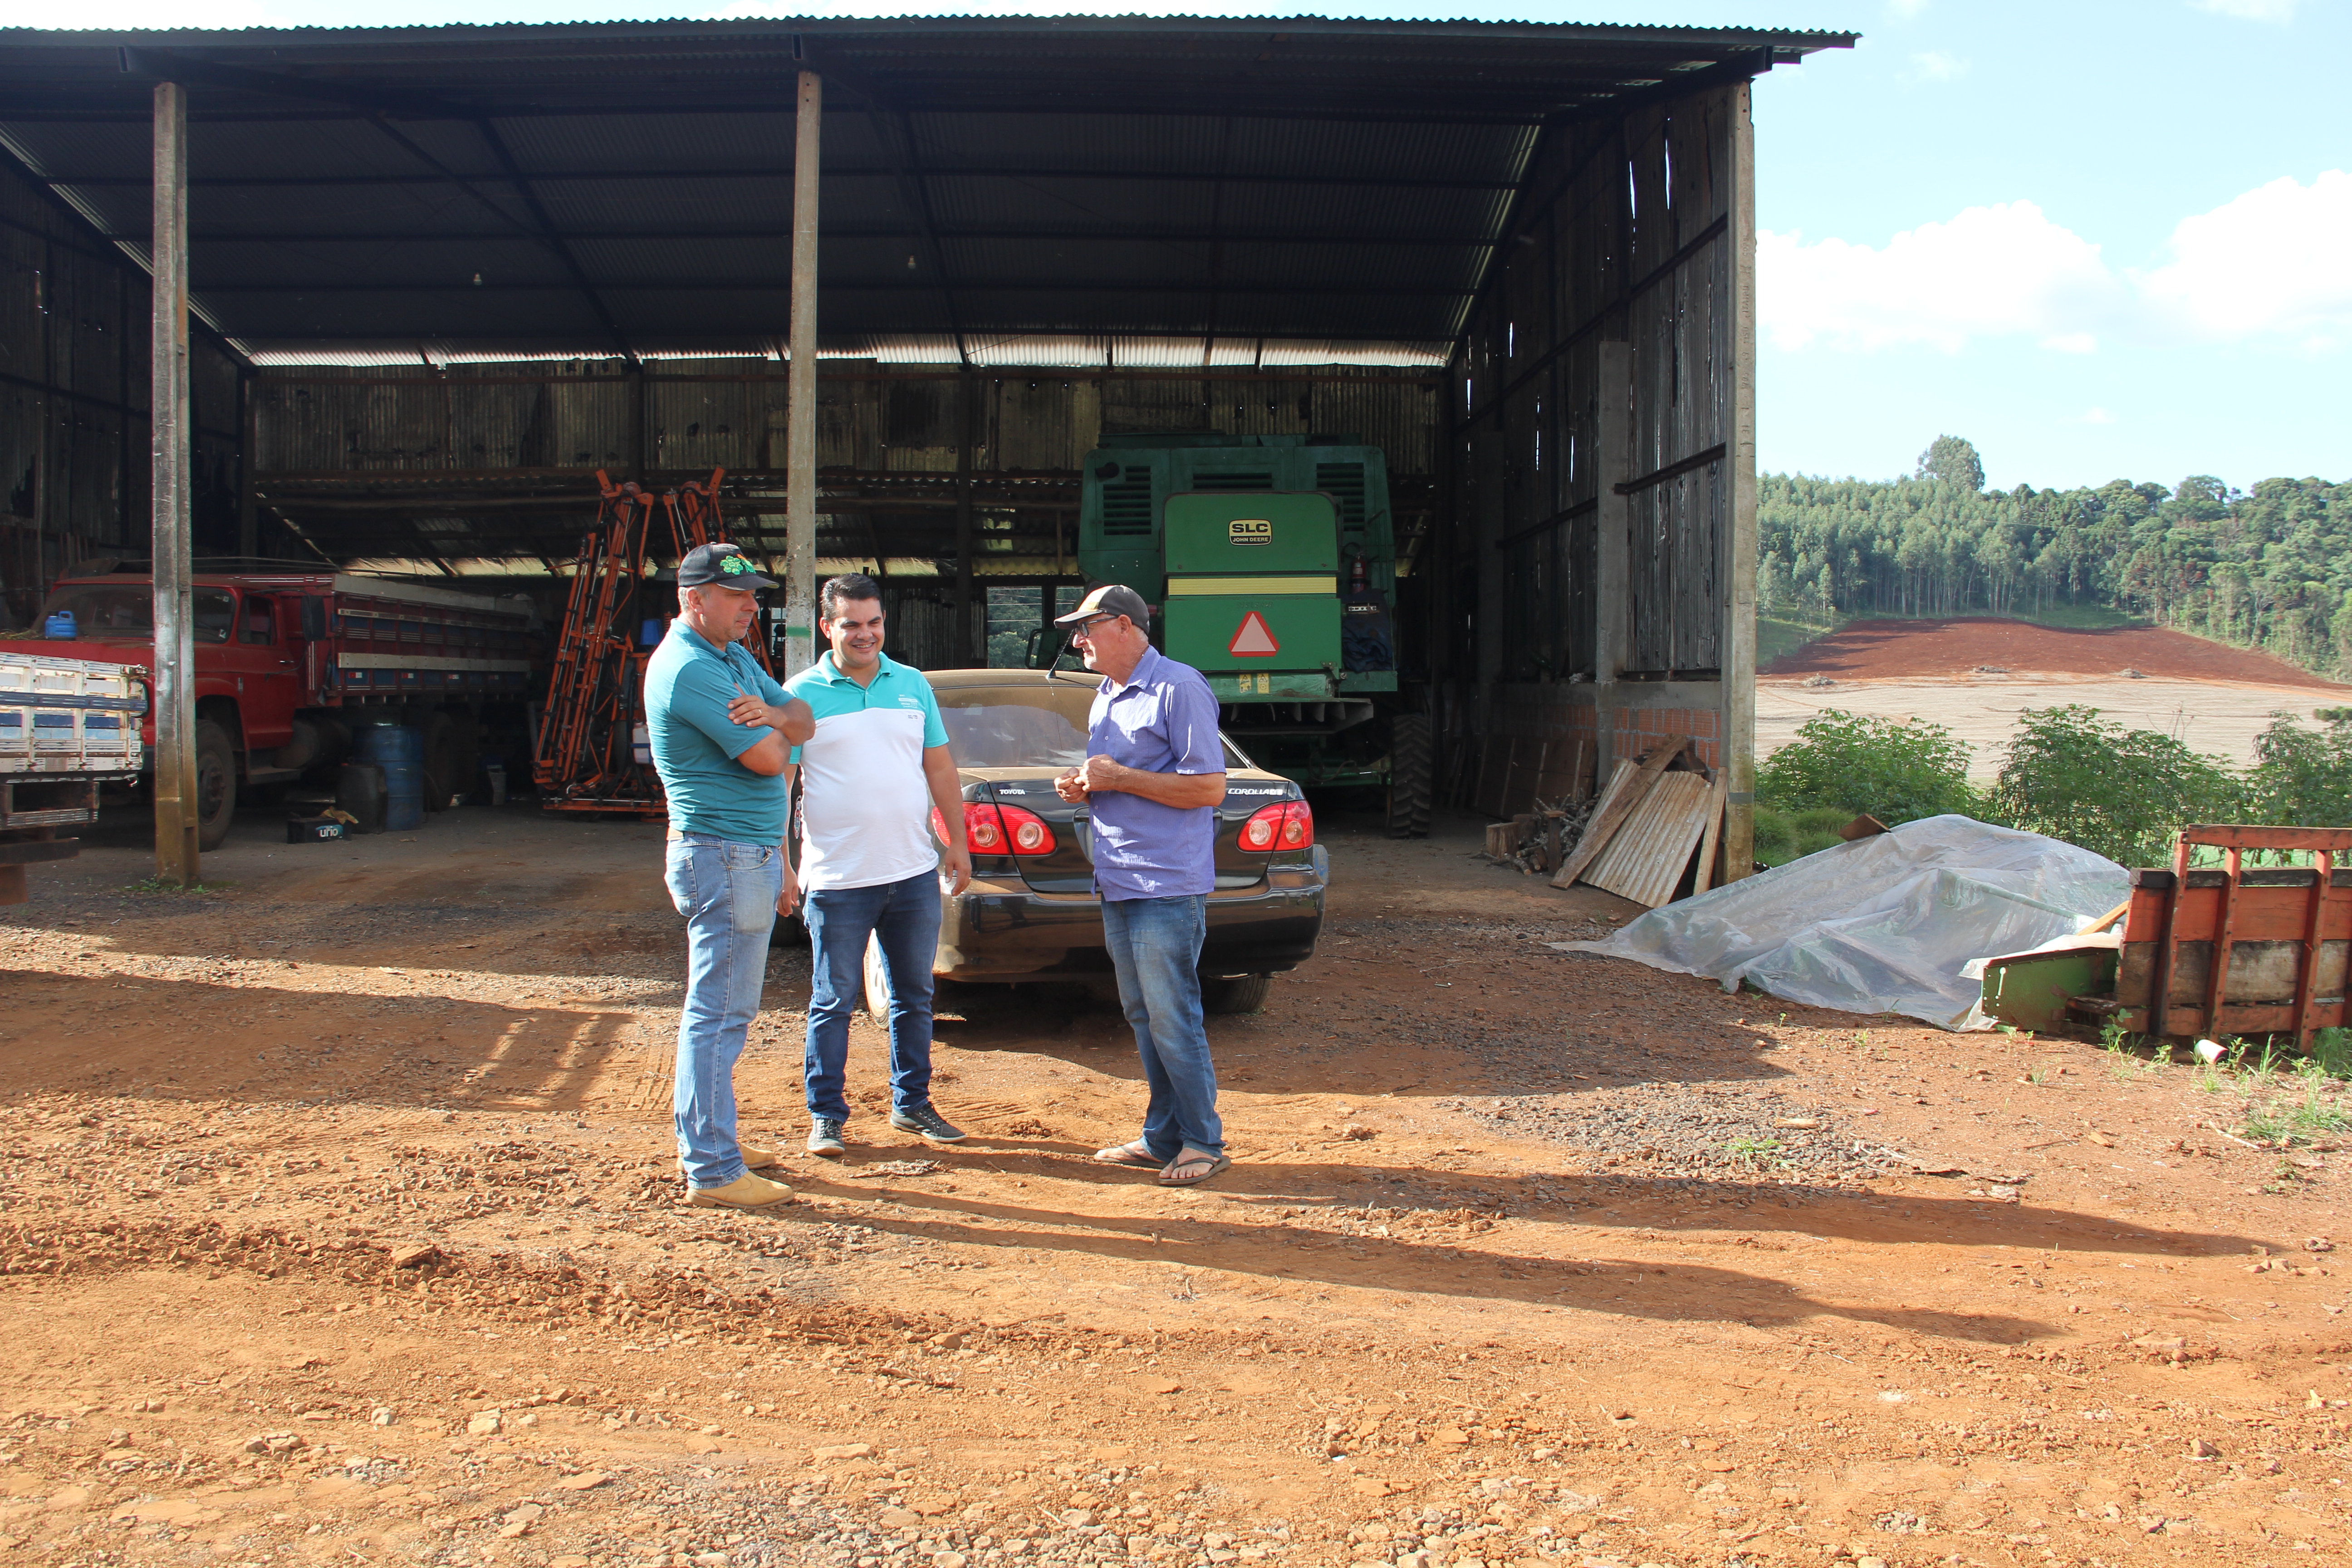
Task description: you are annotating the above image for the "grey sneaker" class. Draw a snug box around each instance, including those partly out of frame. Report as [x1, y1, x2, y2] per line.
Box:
[889, 1103, 966, 1143]
[806, 1117, 847, 1158]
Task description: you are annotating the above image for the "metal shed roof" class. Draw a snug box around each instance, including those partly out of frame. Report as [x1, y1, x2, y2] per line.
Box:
[0, 16, 1851, 363]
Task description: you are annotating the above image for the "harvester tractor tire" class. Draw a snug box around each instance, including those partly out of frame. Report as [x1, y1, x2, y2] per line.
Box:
[194, 719, 237, 852]
[1385, 711, 1433, 839]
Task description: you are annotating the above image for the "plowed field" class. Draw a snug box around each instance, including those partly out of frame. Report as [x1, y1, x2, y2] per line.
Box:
[1764, 617, 2348, 689]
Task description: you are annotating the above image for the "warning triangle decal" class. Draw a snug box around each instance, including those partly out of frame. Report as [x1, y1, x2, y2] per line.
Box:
[1228, 611, 1280, 657]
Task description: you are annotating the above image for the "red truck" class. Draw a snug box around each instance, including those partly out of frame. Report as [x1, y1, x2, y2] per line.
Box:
[0, 559, 539, 849]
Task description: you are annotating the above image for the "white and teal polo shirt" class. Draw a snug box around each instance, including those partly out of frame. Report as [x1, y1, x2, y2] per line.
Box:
[784, 650, 951, 892]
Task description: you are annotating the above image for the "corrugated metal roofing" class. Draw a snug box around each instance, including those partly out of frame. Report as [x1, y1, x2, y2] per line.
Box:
[0, 17, 1850, 359]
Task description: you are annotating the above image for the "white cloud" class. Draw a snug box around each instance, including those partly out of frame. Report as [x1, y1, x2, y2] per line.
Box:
[2136, 170, 2352, 342]
[1759, 202, 2117, 354]
[2189, 0, 2298, 20]
[2040, 332, 2098, 354]
[2076, 407, 2117, 426]
[1906, 50, 1970, 80]
[1887, 0, 1932, 17]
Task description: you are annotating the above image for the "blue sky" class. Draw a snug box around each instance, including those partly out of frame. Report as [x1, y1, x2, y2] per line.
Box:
[3, 1, 2344, 492]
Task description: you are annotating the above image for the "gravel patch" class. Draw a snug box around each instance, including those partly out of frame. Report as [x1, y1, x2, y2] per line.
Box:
[1451, 1081, 1906, 1182]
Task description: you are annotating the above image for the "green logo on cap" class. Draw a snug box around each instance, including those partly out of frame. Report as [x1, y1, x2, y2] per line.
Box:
[720, 554, 755, 576]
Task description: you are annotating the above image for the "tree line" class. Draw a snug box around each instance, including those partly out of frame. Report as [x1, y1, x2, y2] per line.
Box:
[1759, 436, 2352, 678]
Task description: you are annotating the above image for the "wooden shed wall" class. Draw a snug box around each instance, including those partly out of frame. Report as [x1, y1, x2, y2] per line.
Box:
[1437, 78, 1757, 876]
[0, 158, 244, 627]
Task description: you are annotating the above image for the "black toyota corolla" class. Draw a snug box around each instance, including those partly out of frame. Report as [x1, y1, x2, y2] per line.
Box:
[897, 667, 1327, 1014]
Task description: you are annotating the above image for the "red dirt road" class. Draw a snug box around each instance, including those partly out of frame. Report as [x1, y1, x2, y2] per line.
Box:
[1764, 617, 2352, 689]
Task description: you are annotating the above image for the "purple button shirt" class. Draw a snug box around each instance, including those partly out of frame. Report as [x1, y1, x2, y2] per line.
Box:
[1086, 645, 1225, 901]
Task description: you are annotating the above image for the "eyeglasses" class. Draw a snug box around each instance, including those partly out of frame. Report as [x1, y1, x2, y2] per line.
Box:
[1067, 615, 1120, 642]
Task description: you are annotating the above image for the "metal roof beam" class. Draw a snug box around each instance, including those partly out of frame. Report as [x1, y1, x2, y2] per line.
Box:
[41, 167, 1525, 191]
[168, 226, 1505, 247]
[192, 279, 1478, 298]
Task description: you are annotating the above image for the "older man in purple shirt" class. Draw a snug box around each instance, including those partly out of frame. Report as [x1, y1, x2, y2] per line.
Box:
[1050, 584, 1232, 1187]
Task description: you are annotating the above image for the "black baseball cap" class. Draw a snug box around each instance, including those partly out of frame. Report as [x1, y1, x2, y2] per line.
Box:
[1053, 583, 1151, 627]
[677, 542, 776, 590]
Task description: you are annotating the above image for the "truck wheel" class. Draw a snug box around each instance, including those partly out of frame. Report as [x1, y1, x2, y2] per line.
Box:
[1201, 973, 1271, 1014]
[195, 719, 236, 851]
[1385, 712, 1433, 839]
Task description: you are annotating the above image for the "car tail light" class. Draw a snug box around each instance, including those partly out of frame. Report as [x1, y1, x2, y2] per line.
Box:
[946, 800, 1057, 856]
[1240, 799, 1313, 853]
[999, 803, 1056, 854]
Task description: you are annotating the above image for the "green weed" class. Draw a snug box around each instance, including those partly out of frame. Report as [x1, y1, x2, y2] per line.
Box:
[1721, 1137, 1787, 1172]
[125, 876, 230, 895]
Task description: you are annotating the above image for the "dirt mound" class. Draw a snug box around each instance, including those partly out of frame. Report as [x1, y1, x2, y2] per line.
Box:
[1763, 616, 2351, 688]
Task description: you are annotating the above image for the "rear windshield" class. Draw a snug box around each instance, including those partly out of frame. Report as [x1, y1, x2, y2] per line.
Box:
[934, 681, 1249, 770]
[42, 584, 235, 643]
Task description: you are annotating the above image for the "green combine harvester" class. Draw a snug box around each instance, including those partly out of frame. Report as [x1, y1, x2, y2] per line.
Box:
[1069, 432, 1431, 837]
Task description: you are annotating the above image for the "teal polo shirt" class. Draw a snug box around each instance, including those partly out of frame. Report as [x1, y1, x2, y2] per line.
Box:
[644, 622, 790, 845]
[784, 650, 950, 891]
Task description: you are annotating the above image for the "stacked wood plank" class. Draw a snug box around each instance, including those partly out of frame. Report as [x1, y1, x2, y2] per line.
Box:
[1546, 734, 1728, 907]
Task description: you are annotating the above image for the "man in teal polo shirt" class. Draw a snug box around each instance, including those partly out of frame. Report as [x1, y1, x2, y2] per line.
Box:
[783, 573, 972, 1158]
[645, 543, 814, 1209]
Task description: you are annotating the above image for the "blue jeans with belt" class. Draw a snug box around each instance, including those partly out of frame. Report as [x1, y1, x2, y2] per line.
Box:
[1101, 893, 1222, 1158]
[802, 869, 943, 1123]
[664, 833, 782, 1189]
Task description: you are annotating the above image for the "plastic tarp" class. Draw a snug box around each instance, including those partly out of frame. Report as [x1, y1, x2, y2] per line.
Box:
[1553, 814, 2129, 1030]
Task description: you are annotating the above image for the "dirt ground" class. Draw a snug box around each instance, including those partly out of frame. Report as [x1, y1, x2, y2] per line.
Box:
[1756, 619, 2350, 779]
[5, 799, 2351, 1568]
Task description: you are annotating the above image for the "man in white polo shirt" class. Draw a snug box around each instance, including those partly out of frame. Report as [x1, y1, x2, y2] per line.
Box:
[783, 573, 973, 1157]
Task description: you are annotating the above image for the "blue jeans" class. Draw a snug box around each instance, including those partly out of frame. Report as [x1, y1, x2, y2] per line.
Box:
[664, 834, 783, 1189]
[1102, 893, 1222, 1158]
[802, 870, 943, 1123]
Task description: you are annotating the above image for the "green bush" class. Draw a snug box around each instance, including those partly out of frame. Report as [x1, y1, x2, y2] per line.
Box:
[1749, 805, 1869, 868]
[1751, 804, 1797, 867]
[2244, 710, 2352, 829]
[1757, 708, 1980, 824]
[1988, 705, 2244, 867]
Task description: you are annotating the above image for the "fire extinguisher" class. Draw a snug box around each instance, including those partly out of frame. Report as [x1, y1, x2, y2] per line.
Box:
[1346, 549, 1368, 593]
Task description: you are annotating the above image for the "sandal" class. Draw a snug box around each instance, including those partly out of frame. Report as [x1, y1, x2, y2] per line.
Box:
[1093, 1139, 1163, 1168]
[1158, 1149, 1231, 1187]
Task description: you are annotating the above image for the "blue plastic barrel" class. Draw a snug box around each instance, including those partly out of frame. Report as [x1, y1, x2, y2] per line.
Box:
[358, 725, 425, 831]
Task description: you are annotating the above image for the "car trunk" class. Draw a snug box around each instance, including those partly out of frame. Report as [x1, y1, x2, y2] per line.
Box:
[962, 766, 1280, 897]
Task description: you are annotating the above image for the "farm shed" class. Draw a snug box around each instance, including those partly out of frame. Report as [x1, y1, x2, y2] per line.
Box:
[0, 16, 1851, 877]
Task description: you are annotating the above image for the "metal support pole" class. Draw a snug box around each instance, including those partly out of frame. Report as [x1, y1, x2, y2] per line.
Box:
[1721, 80, 1760, 883]
[781, 68, 821, 677]
[150, 81, 198, 886]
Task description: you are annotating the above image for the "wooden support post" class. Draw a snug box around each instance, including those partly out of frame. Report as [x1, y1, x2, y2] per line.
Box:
[2149, 834, 2194, 1040]
[2202, 845, 2244, 1039]
[1470, 428, 1504, 735]
[1720, 79, 1760, 884]
[1592, 338, 1631, 777]
[149, 81, 198, 887]
[781, 68, 821, 678]
[2288, 848, 2336, 1049]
